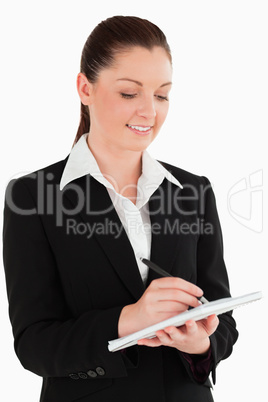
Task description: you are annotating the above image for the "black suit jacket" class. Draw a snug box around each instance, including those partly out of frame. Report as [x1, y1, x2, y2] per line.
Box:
[3, 157, 238, 402]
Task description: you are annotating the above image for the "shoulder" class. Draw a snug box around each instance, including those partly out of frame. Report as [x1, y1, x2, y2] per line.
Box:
[4, 157, 69, 204]
[158, 160, 210, 188]
[158, 161, 219, 219]
[17, 157, 68, 185]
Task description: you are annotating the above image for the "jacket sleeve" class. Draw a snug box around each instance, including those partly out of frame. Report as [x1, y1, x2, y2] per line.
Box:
[195, 176, 239, 384]
[175, 175, 238, 385]
[2, 178, 131, 379]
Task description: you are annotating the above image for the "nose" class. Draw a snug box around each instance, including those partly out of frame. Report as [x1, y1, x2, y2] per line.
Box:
[136, 95, 156, 119]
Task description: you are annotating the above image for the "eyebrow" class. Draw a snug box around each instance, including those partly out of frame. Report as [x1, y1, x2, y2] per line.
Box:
[116, 78, 172, 88]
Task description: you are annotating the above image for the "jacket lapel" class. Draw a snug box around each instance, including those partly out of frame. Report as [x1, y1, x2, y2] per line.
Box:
[62, 174, 145, 301]
[148, 178, 183, 284]
[62, 174, 183, 296]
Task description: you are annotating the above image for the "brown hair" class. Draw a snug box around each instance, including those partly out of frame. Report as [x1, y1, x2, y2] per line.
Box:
[74, 15, 172, 145]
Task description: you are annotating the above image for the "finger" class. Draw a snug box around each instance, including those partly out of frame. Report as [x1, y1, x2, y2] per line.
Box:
[155, 329, 173, 345]
[156, 289, 202, 309]
[205, 314, 219, 335]
[137, 337, 162, 347]
[164, 323, 211, 355]
[140, 329, 178, 347]
[184, 320, 198, 334]
[196, 315, 219, 336]
[164, 325, 186, 339]
[152, 277, 203, 298]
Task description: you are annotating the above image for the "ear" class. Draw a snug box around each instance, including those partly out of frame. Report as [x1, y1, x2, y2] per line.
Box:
[76, 73, 94, 105]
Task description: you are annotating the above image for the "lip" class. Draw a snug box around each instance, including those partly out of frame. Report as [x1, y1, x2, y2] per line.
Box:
[126, 124, 153, 136]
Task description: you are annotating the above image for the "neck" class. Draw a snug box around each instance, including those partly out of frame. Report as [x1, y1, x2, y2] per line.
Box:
[87, 134, 143, 201]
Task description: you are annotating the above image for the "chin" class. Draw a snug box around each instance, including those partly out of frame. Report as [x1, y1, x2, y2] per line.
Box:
[128, 135, 156, 152]
[127, 141, 152, 153]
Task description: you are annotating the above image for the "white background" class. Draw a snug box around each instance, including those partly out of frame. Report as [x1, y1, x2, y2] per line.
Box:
[0, 1, 267, 401]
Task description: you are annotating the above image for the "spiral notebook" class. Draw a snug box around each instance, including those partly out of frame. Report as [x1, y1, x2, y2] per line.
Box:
[108, 291, 263, 352]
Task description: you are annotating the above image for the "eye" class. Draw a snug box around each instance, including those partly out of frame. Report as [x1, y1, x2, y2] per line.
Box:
[155, 95, 169, 102]
[120, 93, 137, 99]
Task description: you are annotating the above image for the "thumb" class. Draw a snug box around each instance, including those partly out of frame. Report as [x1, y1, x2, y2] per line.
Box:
[206, 314, 219, 335]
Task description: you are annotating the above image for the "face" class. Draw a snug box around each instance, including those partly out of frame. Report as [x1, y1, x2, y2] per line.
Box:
[79, 46, 172, 153]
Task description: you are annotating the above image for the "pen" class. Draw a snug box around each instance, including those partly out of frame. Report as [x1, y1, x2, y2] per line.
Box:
[140, 257, 209, 304]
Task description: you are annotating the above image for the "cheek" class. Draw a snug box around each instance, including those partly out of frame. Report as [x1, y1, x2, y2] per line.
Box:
[101, 97, 132, 124]
[156, 104, 169, 127]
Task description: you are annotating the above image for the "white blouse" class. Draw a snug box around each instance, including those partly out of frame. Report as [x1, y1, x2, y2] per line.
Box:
[60, 134, 183, 283]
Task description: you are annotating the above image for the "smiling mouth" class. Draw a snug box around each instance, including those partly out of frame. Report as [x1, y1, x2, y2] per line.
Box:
[126, 124, 153, 133]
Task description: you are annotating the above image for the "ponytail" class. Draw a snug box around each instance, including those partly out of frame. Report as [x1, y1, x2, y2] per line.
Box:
[73, 103, 90, 146]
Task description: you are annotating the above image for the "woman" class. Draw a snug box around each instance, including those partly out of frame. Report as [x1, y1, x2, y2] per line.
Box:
[3, 16, 238, 402]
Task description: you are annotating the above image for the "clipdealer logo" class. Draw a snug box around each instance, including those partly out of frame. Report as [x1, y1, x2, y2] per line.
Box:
[5, 171, 213, 225]
[5, 170, 215, 238]
[227, 170, 263, 233]
[65, 217, 214, 239]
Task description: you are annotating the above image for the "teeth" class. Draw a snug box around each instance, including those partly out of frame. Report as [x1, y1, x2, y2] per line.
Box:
[127, 124, 151, 132]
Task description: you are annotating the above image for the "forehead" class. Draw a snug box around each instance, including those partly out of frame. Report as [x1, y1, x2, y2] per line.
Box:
[98, 46, 172, 85]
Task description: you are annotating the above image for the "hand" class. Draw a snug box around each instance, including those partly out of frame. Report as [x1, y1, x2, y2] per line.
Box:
[118, 277, 203, 338]
[137, 314, 219, 355]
